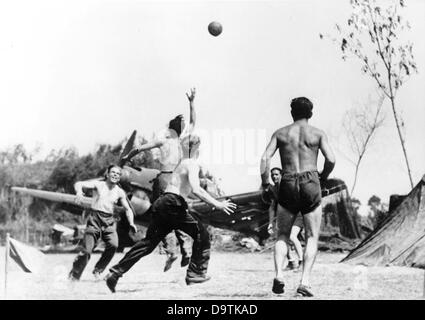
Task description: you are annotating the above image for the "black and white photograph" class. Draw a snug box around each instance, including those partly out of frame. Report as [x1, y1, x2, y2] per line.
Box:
[1, 0, 425, 302]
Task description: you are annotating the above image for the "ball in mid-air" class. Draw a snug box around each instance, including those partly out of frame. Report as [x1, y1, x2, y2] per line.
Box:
[208, 21, 222, 37]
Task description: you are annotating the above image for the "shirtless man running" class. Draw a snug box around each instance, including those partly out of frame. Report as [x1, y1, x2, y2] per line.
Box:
[123, 88, 197, 271]
[260, 97, 335, 297]
[104, 135, 236, 293]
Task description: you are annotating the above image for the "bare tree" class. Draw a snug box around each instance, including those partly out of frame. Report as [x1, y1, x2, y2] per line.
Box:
[343, 93, 385, 195]
[322, 0, 418, 188]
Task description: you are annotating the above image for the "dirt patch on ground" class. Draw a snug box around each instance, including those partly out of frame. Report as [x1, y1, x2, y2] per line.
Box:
[1, 248, 424, 300]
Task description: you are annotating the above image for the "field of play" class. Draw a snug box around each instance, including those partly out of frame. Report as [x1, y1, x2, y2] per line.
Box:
[1, 249, 424, 300]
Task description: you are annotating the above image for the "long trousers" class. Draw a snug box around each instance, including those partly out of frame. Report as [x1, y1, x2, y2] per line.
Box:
[154, 174, 192, 259]
[110, 193, 210, 279]
[70, 213, 118, 279]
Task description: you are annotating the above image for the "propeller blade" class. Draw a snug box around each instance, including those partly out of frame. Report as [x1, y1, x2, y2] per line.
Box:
[118, 130, 137, 166]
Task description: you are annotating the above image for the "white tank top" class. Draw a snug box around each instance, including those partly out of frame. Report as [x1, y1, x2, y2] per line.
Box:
[91, 181, 123, 214]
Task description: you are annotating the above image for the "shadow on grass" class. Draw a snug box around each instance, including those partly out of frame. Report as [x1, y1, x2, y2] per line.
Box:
[228, 269, 271, 273]
[203, 293, 270, 298]
[116, 288, 143, 294]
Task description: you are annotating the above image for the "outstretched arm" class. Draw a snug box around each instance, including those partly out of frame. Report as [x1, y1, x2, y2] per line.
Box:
[123, 139, 164, 161]
[185, 87, 196, 134]
[260, 133, 278, 187]
[187, 161, 236, 215]
[319, 132, 336, 181]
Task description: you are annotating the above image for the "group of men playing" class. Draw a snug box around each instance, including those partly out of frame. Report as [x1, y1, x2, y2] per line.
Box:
[68, 89, 335, 297]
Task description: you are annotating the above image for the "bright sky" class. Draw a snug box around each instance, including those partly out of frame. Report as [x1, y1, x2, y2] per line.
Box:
[1, 0, 424, 205]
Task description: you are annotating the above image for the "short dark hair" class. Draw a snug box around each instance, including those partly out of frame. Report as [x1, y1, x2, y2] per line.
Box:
[290, 97, 313, 121]
[169, 114, 184, 137]
[107, 165, 121, 173]
[270, 167, 282, 174]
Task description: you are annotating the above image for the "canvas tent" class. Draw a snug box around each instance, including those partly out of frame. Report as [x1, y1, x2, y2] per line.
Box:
[320, 181, 361, 240]
[342, 175, 425, 269]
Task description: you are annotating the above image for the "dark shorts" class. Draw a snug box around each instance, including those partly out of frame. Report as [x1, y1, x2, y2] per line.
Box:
[278, 170, 322, 215]
[151, 192, 189, 217]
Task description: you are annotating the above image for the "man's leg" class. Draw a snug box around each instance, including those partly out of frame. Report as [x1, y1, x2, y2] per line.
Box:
[162, 232, 178, 272]
[109, 222, 170, 277]
[298, 205, 322, 295]
[274, 204, 297, 280]
[69, 227, 99, 280]
[175, 229, 192, 267]
[93, 226, 119, 276]
[176, 216, 211, 284]
[105, 220, 171, 292]
[290, 225, 303, 266]
[154, 176, 182, 271]
[286, 245, 299, 270]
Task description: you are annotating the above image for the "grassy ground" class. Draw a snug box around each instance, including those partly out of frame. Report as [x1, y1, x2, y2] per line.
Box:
[1, 248, 424, 300]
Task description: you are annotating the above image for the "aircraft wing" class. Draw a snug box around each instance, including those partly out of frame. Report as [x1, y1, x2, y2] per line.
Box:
[12, 179, 347, 242]
[190, 191, 270, 238]
[10, 186, 139, 217]
[11, 187, 93, 209]
[189, 180, 348, 238]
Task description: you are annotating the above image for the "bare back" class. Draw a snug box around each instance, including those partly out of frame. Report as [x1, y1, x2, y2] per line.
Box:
[276, 121, 323, 174]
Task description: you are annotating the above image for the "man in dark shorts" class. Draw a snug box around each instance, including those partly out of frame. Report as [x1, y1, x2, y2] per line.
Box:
[260, 97, 335, 297]
[69, 165, 137, 281]
[267, 167, 304, 270]
[104, 135, 236, 293]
